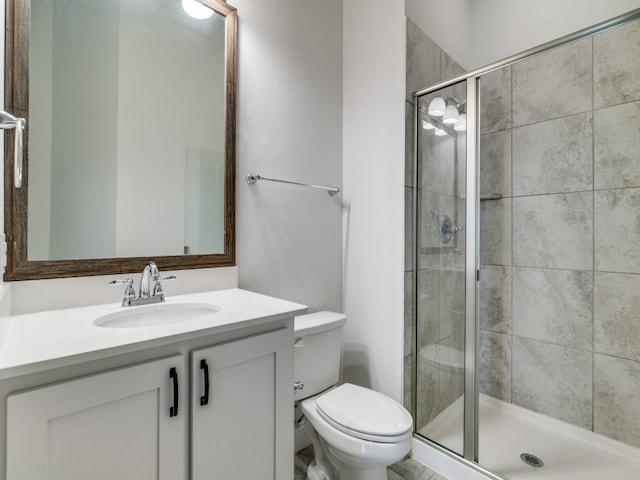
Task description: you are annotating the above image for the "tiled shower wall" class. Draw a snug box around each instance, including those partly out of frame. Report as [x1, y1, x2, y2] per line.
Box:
[479, 19, 640, 448]
[404, 19, 465, 421]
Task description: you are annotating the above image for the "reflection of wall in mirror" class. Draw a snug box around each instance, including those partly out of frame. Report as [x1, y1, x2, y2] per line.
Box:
[184, 145, 225, 255]
[27, 0, 226, 261]
[29, 0, 120, 261]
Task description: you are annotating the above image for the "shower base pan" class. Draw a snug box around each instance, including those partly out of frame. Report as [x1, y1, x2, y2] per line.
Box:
[417, 394, 640, 480]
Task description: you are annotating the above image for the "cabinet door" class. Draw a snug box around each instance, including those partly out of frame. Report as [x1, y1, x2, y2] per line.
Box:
[7, 355, 186, 480]
[192, 328, 293, 480]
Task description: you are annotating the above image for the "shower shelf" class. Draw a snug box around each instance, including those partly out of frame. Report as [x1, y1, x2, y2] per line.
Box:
[480, 193, 502, 201]
[458, 193, 503, 201]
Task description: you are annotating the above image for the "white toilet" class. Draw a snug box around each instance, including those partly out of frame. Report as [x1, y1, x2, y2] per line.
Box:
[294, 312, 413, 480]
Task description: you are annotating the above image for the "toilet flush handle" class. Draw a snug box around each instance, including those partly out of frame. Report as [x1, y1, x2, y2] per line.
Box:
[294, 338, 305, 348]
[294, 381, 304, 393]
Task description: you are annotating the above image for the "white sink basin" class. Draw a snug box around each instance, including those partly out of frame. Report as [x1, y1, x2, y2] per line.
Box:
[94, 303, 220, 329]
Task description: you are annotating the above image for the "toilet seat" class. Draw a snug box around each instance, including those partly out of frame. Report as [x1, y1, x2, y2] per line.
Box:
[315, 383, 413, 443]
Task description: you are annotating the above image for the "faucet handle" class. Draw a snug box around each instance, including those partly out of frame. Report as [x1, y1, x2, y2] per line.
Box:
[109, 278, 136, 300]
[152, 275, 176, 297]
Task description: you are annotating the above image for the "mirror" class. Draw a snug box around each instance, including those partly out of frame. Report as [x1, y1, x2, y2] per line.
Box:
[4, 0, 237, 280]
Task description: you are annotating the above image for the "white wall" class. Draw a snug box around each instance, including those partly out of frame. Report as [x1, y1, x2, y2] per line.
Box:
[48, 0, 119, 260]
[116, 2, 226, 257]
[469, 0, 640, 68]
[28, 0, 52, 259]
[28, 0, 227, 260]
[233, 0, 343, 313]
[342, 0, 406, 401]
[2, 0, 344, 317]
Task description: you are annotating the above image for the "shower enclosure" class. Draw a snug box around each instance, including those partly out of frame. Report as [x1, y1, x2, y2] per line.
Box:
[410, 9, 640, 480]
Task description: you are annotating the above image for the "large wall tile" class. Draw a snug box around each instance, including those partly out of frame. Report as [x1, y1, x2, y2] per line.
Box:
[512, 337, 593, 429]
[513, 267, 593, 350]
[480, 330, 512, 402]
[417, 190, 442, 269]
[455, 134, 467, 202]
[405, 187, 413, 271]
[416, 350, 440, 428]
[513, 192, 593, 270]
[419, 129, 455, 197]
[441, 52, 466, 106]
[480, 130, 511, 197]
[405, 101, 415, 188]
[512, 38, 592, 126]
[512, 112, 593, 196]
[405, 270, 415, 357]
[417, 268, 440, 349]
[439, 268, 465, 341]
[417, 192, 456, 269]
[403, 354, 414, 416]
[406, 18, 441, 101]
[594, 354, 640, 448]
[479, 265, 512, 334]
[438, 336, 464, 410]
[441, 51, 465, 81]
[594, 101, 640, 189]
[479, 66, 511, 134]
[594, 19, 640, 109]
[594, 272, 640, 362]
[480, 198, 512, 266]
[595, 187, 640, 273]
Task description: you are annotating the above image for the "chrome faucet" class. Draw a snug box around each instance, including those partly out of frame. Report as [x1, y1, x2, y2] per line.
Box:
[109, 261, 176, 307]
[139, 261, 160, 298]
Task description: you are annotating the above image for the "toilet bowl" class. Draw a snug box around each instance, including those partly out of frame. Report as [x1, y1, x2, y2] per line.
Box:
[301, 383, 412, 480]
[294, 312, 413, 480]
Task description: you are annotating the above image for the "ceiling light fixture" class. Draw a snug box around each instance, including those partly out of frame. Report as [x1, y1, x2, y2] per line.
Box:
[182, 0, 214, 19]
[427, 97, 446, 117]
[422, 119, 435, 130]
[442, 103, 459, 125]
[454, 113, 467, 131]
[423, 96, 467, 135]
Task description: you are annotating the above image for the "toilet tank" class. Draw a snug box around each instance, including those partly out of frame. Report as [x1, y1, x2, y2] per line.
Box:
[294, 311, 347, 401]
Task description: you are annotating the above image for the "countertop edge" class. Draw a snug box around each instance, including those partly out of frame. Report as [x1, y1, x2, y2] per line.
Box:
[0, 289, 308, 381]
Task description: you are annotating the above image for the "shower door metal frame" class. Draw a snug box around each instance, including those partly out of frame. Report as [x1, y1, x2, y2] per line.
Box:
[412, 75, 480, 462]
[463, 77, 480, 463]
[411, 6, 640, 476]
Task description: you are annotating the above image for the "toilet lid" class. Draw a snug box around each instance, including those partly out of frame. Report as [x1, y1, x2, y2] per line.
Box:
[315, 383, 412, 441]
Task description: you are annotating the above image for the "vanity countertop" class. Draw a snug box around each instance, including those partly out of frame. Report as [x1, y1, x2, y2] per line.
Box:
[0, 288, 307, 380]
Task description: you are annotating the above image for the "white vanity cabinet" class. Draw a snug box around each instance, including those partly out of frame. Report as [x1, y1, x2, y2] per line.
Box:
[191, 328, 293, 480]
[6, 355, 187, 480]
[5, 328, 293, 480]
[0, 289, 305, 480]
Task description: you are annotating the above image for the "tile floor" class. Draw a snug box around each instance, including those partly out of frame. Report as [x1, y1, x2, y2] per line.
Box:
[294, 446, 449, 480]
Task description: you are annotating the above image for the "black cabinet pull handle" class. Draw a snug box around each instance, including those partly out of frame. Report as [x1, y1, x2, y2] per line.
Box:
[169, 367, 179, 417]
[200, 359, 210, 406]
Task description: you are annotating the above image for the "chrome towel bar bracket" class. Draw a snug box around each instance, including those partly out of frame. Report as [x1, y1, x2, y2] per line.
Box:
[246, 173, 340, 196]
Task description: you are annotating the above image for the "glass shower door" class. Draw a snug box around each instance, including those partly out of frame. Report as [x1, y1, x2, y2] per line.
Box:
[414, 80, 470, 458]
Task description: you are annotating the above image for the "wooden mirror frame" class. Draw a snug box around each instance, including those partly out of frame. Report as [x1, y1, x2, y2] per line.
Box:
[4, 0, 236, 280]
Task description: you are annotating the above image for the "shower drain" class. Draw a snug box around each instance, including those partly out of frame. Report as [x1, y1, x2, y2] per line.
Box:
[520, 453, 544, 468]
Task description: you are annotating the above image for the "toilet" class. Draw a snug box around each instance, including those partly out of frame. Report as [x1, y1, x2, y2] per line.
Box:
[294, 312, 413, 480]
